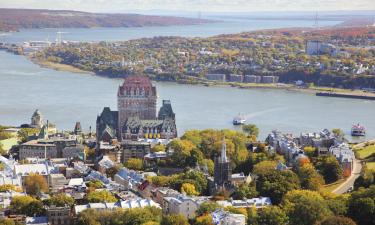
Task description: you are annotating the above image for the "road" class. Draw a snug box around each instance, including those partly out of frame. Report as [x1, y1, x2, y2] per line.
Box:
[333, 158, 362, 194]
[332, 139, 375, 194]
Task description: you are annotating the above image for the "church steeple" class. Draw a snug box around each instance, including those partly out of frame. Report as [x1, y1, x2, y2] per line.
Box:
[221, 137, 228, 163]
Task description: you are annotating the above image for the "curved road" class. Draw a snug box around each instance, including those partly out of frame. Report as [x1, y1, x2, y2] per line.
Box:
[332, 158, 362, 194]
[332, 139, 375, 194]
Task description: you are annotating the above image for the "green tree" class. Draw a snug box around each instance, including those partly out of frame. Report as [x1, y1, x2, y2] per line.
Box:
[174, 170, 208, 195]
[354, 166, 375, 190]
[317, 216, 356, 225]
[76, 209, 101, 225]
[247, 207, 258, 225]
[86, 190, 117, 203]
[125, 158, 144, 171]
[347, 185, 375, 225]
[17, 128, 40, 143]
[161, 214, 189, 225]
[316, 156, 343, 184]
[197, 202, 222, 215]
[232, 182, 258, 199]
[242, 124, 259, 138]
[257, 206, 289, 225]
[256, 170, 301, 204]
[282, 190, 332, 225]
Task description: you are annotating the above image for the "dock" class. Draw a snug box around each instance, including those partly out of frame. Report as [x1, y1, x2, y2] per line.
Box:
[316, 92, 375, 100]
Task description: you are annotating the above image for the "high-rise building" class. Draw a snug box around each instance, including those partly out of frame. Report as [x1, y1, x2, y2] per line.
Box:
[214, 138, 231, 187]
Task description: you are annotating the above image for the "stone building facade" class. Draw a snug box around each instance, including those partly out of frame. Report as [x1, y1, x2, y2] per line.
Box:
[117, 76, 157, 131]
[19, 138, 81, 160]
[47, 205, 73, 225]
[214, 139, 231, 187]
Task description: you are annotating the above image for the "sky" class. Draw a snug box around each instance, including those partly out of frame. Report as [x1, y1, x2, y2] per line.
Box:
[0, 0, 374, 12]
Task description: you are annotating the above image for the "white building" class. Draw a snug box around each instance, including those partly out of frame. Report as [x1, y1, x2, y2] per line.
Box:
[212, 209, 246, 225]
[74, 199, 160, 214]
[163, 195, 209, 219]
[216, 197, 272, 208]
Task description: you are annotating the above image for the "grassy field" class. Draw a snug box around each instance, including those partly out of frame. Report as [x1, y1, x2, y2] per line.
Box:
[356, 144, 375, 159]
[31, 58, 93, 74]
[366, 162, 375, 171]
[321, 179, 346, 193]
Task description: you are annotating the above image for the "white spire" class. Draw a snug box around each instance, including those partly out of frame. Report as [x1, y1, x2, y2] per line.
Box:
[221, 137, 228, 163]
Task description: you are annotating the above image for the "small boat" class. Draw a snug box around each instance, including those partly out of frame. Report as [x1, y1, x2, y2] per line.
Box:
[233, 114, 246, 125]
[351, 124, 366, 136]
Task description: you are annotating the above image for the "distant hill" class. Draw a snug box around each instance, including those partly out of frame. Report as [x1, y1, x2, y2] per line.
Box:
[0, 8, 213, 31]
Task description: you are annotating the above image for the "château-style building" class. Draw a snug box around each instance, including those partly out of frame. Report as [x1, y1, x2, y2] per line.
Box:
[96, 76, 177, 143]
[31, 109, 43, 128]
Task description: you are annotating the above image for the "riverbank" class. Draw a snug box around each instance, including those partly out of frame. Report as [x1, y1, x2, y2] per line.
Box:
[30, 57, 94, 75]
[30, 57, 375, 98]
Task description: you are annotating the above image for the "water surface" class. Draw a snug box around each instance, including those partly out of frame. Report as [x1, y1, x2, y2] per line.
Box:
[0, 51, 374, 141]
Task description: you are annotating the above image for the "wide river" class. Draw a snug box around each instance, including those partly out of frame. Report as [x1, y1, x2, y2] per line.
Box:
[0, 18, 374, 141]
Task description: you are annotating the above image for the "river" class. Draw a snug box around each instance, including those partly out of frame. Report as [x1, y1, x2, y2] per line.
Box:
[1, 51, 374, 141]
[0, 18, 374, 141]
[0, 18, 340, 43]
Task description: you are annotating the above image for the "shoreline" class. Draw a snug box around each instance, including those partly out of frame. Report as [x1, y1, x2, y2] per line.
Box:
[30, 57, 94, 75]
[30, 57, 375, 97]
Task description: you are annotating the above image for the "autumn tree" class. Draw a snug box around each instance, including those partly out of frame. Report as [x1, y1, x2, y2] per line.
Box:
[87, 179, 105, 190]
[152, 144, 166, 152]
[25, 173, 48, 195]
[252, 160, 277, 175]
[161, 214, 189, 225]
[195, 214, 213, 225]
[181, 183, 199, 196]
[296, 163, 325, 191]
[304, 146, 316, 159]
[86, 190, 117, 203]
[125, 158, 144, 171]
[46, 193, 75, 207]
[10, 195, 45, 216]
